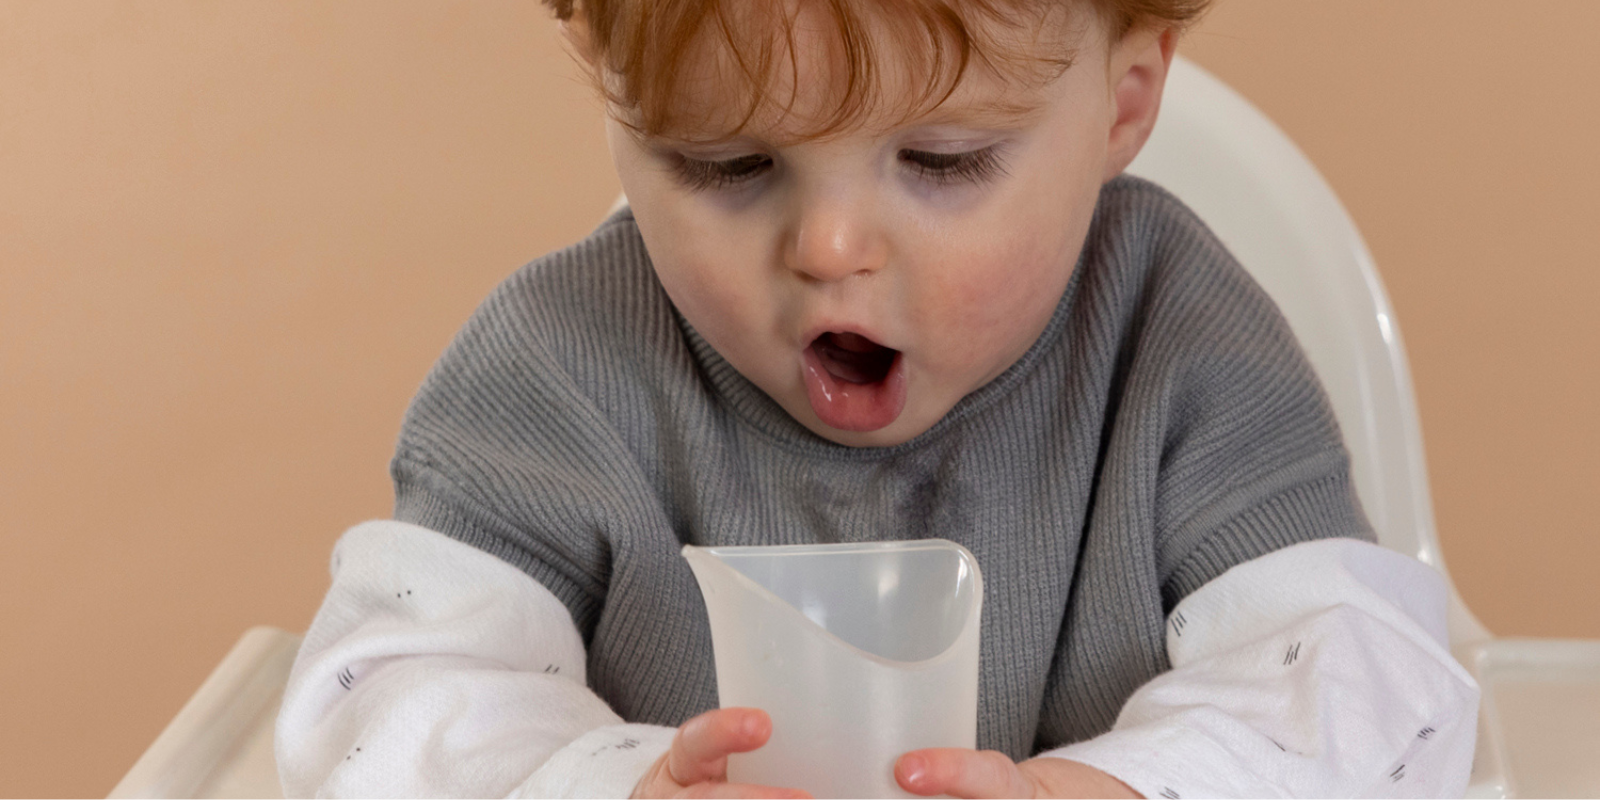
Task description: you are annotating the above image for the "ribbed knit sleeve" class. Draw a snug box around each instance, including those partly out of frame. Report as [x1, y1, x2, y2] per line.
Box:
[1032, 179, 1372, 753]
[1121, 181, 1374, 603]
[390, 213, 680, 639]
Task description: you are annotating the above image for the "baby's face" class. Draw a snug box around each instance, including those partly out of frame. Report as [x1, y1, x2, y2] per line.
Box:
[608, 17, 1169, 447]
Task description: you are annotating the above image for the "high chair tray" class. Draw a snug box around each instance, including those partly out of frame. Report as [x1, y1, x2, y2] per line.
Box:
[110, 627, 300, 799]
[112, 626, 1600, 798]
[1463, 637, 1600, 798]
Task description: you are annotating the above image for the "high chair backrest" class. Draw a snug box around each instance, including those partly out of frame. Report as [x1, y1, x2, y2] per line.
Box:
[1126, 57, 1490, 645]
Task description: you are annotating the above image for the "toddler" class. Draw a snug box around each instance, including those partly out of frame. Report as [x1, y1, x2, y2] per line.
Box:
[276, 0, 1480, 796]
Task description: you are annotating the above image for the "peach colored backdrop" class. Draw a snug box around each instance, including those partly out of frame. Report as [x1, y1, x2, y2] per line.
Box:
[2, 1, 1596, 796]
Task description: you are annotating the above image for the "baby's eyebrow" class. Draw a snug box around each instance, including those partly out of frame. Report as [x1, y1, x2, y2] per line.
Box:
[911, 98, 1048, 130]
[639, 130, 759, 150]
[635, 95, 1048, 148]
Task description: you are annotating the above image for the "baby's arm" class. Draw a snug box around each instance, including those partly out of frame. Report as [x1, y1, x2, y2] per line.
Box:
[1045, 538, 1478, 797]
[897, 538, 1478, 798]
[275, 520, 676, 797]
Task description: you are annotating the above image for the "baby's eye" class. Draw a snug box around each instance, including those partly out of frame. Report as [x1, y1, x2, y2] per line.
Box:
[672, 153, 774, 192]
[899, 146, 1008, 186]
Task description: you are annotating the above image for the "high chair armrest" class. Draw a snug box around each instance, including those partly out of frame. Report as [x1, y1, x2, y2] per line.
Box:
[1458, 637, 1600, 798]
[110, 626, 302, 799]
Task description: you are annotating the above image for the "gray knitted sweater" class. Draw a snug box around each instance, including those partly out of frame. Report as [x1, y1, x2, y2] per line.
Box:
[390, 175, 1372, 761]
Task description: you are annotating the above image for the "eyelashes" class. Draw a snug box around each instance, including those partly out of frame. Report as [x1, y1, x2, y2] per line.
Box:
[669, 146, 1008, 192]
[671, 153, 773, 192]
[897, 147, 1009, 186]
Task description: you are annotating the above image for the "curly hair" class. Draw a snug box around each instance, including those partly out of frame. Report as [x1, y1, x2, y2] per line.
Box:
[544, 0, 1210, 140]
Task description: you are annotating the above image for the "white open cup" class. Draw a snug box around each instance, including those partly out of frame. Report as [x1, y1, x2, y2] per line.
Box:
[683, 539, 984, 798]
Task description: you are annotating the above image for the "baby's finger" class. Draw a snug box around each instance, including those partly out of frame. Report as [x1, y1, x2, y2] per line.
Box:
[668, 707, 772, 786]
[895, 748, 1034, 799]
[679, 782, 810, 799]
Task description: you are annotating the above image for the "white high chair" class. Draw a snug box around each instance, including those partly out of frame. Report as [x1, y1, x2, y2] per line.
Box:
[110, 57, 1600, 798]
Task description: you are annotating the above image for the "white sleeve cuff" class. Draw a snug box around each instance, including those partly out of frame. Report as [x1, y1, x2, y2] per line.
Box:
[277, 520, 651, 798]
[1041, 539, 1479, 799]
[1043, 722, 1276, 799]
[511, 723, 677, 799]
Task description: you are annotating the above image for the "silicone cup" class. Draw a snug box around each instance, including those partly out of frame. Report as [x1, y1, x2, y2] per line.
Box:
[683, 539, 983, 799]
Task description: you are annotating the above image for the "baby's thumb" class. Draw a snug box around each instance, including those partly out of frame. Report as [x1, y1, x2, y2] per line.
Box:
[667, 708, 772, 786]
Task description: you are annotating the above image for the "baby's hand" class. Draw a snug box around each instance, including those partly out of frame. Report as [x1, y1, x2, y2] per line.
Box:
[895, 748, 1142, 799]
[631, 707, 811, 799]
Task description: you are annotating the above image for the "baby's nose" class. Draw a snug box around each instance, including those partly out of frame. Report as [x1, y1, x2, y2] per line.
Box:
[784, 203, 888, 283]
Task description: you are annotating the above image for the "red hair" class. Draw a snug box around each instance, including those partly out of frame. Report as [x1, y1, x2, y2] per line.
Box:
[544, 0, 1209, 140]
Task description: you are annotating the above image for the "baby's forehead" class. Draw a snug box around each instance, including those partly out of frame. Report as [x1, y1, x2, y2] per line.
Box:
[606, 1, 1094, 144]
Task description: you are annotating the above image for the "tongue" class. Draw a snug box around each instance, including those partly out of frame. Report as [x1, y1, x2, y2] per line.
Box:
[802, 335, 907, 433]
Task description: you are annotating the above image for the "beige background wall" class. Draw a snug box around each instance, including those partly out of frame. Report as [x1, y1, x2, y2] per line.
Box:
[1, 1, 1595, 796]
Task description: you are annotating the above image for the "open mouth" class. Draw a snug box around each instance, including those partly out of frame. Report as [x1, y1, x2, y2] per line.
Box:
[811, 332, 898, 384]
[801, 331, 908, 433]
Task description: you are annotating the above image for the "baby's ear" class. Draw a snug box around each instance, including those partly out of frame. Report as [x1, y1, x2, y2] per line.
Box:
[1103, 26, 1178, 181]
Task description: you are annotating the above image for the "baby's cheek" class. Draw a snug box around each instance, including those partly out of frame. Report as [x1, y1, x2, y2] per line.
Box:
[654, 244, 760, 336]
[932, 240, 1073, 368]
